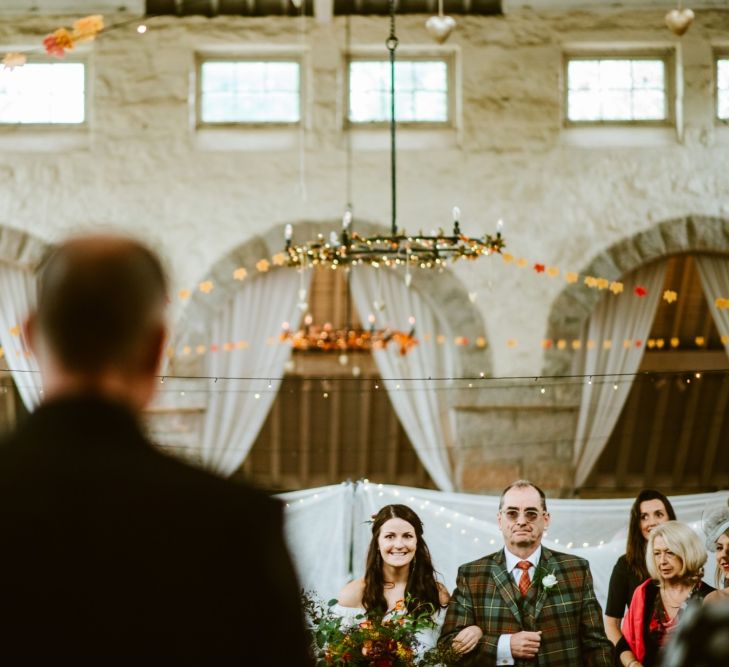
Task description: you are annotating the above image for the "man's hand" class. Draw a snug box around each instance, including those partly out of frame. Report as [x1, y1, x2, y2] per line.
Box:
[451, 625, 483, 654]
[510, 630, 542, 659]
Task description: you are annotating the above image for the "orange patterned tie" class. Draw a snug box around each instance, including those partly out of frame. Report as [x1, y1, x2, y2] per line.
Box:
[516, 560, 531, 596]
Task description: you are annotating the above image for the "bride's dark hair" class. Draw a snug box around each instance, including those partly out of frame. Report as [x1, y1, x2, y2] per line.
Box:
[362, 504, 444, 617]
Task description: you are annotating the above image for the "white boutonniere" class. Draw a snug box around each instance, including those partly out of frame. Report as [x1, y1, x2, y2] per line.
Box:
[541, 573, 558, 590]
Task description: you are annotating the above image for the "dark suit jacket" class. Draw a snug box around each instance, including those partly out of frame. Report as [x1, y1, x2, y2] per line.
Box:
[0, 395, 312, 666]
[440, 546, 613, 667]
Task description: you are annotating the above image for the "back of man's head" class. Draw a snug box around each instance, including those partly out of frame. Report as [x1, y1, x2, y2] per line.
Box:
[35, 235, 167, 377]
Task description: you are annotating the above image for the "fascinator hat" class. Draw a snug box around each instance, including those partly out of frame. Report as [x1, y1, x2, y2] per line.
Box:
[702, 497, 729, 551]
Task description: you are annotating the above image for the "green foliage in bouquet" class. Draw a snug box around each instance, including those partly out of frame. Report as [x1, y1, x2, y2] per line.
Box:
[302, 592, 462, 667]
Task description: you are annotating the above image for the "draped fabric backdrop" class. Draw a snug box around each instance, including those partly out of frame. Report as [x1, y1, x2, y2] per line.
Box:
[281, 481, 727, 607]
[572, 262, 667, 487]
[349, 266, 457, 492]
[0, 263, 42, 410]
[199, 268, 311, 477]
[695, 254, 729, 357]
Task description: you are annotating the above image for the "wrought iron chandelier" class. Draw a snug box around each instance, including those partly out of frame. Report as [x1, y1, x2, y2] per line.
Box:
[285, 0, 505, 270]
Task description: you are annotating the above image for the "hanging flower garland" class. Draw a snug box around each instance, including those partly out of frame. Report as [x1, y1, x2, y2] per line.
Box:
[2, 15, 105, 68]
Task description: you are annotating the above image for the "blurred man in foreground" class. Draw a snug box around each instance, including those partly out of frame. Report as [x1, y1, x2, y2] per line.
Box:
[0, 235, 311, 665]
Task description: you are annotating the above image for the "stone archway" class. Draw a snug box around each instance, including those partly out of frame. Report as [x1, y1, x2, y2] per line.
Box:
[543, 215, 729, 376]
[174, 219, 492, 378]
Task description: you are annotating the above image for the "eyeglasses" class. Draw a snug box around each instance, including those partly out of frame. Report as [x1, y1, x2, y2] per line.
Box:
[500, 509, 544, 523]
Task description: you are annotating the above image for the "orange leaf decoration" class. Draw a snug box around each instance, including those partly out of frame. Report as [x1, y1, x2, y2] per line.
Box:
[233, 267, 247, 281]
[663, 290, 677, 304]
[609, 281, 624, 295]
[256, 259, 270, 272]
[2, 52, 26, 70]
[565, 271, 579, 284]
[199, 281, 214, 294]
[43, 28, 74, 58]
[9, 325, 20, 337]
[546, 266, 560, 278]
[178, 288, 191, 300]
[72, 15, 104, 43]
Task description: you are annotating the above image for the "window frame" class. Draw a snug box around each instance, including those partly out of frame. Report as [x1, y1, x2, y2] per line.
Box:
[714, 51, 729, 123]
[0, 54, 89, 128]
[562, 50, 675, 128]
[195, 54, 304, 128]
[345, 52, 455, 128]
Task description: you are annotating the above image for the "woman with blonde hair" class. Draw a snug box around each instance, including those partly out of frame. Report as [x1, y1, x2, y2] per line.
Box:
[702, 499, 729, 603]
[616, 521, 713, 667]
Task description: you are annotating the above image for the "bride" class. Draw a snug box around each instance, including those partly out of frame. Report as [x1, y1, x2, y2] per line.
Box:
[337, 504, 451, 658]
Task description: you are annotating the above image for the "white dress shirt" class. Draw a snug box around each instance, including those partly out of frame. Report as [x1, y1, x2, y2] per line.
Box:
[496, 546, 542, 665]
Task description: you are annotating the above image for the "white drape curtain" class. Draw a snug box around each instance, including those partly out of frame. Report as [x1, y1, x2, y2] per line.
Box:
[349, 266, 457, 492]
[280, 480, 727, 605]
[0, 263, 42, 410]
[572, 262, 667, 487]
[695, 254, 729, 357]
[199, 268, 311, 477]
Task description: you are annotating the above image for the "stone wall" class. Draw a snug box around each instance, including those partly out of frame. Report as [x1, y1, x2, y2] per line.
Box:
[1, 8, 728, 493]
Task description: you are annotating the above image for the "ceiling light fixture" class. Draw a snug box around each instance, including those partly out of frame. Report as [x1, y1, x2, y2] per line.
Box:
[284, 0, 505, 270]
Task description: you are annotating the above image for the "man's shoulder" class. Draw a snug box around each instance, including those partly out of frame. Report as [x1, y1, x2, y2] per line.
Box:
[543, 548, 595, 577]
[458, 551, 503, 573]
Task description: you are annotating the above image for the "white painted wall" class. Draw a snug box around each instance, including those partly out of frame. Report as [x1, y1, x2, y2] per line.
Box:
[1, 9, 728, 489]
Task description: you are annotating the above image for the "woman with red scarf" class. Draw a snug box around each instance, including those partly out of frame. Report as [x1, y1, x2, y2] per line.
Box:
[616, 521, 713, 667]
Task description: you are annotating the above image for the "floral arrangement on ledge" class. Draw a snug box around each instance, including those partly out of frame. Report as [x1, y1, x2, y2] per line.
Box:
[280, 323, 418, 357]
[302, 594, 460, 667]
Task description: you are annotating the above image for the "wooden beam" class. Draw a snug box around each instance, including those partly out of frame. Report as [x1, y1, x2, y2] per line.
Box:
[643, 380, 672, 486]
[299, 379, 311, 485]
[672, 377, 702, 486]
[702, 374, 729, 485]
[386, 405, 399, 480]
[357, 379, 371, 476]
[640, 350, 729, 371]
[614, 378, 643, 487]
[328, 387, 341, 479]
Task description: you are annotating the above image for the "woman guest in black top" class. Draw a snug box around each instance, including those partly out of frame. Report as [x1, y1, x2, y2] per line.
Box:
[616, 521, 713, 667]
[605, 490, 676, 645]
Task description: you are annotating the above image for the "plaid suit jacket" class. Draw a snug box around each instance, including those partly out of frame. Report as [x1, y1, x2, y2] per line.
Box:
[439, 546, 613, 667]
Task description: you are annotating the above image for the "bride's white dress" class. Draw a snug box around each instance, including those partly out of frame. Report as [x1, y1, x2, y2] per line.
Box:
[331, 603, 446, 660]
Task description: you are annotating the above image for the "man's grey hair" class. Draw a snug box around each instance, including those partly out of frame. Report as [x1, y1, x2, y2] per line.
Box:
[498, 479, 548, 512]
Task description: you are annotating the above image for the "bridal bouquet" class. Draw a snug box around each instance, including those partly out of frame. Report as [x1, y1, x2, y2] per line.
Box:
[302, 594, 460, 666]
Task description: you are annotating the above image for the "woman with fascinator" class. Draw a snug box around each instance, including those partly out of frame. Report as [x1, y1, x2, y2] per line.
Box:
[337, 504, 452, 657]
[702, 498, 729, 603]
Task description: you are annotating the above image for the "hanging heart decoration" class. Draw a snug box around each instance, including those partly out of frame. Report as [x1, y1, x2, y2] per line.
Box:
[665, 8, 695, 36]
[425, 15, 456, 44]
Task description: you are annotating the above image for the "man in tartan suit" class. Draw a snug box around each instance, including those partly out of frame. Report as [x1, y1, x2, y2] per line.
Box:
[439, 480, 613, 666]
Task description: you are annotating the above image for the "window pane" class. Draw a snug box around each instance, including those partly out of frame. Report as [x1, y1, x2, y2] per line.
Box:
[718, 59, 729, 120]
[349, 60, 449, 123]
[0, 63, 85, 124]
[199, 60, 300, 123]
[566, 57, 667, 122]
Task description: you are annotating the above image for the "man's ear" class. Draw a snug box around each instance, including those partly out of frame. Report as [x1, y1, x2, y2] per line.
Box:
[23, 314, 38, 356]
[141, 324, 167, 375]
